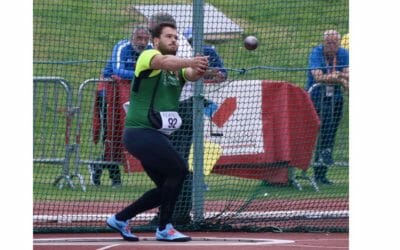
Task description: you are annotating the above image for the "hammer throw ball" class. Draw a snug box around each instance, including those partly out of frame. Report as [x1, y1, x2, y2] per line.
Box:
[244, 36, 258, 50]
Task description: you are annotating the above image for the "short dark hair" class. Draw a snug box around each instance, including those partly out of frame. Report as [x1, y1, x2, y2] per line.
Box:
[151, 22, 177, 39]
[148, 12, 176, 33]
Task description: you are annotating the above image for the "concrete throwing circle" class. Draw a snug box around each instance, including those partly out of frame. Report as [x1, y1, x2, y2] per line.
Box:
[34, 237, 295, 246]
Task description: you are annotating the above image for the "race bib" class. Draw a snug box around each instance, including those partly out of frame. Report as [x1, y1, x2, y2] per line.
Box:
[148, 108, 182, 135]
[158, 111, 182, 135]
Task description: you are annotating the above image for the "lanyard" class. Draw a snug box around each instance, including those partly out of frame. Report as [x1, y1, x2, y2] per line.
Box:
[325, 55, 337, 73]
[324, 55, 337, 98]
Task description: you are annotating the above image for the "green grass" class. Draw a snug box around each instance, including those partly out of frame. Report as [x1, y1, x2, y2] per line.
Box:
[34, 163, 348, 202]
[33, 0, 349, 203]
[34, 0, 349, 84]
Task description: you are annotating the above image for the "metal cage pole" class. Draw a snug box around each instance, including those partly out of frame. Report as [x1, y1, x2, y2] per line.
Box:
[192, 0, 206, 223]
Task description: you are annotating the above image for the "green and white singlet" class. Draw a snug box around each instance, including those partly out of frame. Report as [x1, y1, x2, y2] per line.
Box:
[125, 49, 186, 129]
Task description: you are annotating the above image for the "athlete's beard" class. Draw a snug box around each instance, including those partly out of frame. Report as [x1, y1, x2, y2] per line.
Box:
[158, 42, 177, 55]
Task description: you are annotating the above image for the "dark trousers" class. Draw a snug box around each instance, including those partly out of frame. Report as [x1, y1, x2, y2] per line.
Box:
[90, 162, 121, 185]
[91, 94, 121, 185]
[311, 93, 344, 181]
[116, 128, 188, 228]
[148, 98, 196, 225]
[148, 97, 207, 224]
[312, 95, 343, 163]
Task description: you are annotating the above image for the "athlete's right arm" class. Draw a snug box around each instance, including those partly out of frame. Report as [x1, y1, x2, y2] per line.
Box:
[151, 54, 208, 73]
[135, 49, 208, 81]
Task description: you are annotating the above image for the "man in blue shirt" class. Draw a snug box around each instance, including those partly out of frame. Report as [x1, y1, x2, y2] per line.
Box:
[305, 30, 349, 185]
[89, 26, 151, 188]
[102, 26, 151, 80]
[183, 27, 227, 83]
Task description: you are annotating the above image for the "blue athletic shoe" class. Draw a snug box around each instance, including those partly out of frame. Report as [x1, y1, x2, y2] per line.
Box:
[106, 215, 139, 241]
[156, 223, 191, 242]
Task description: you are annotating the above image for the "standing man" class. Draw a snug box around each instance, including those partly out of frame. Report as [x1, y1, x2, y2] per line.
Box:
[305, 30, 349, 185]
[89, 26, 150, 188]
[183, 27, 227, 83]
[102, 25, 151, 80]
[106, 22, 208, 242]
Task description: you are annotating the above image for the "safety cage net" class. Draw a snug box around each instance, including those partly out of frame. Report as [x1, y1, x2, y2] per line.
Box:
[33, 0, 349, 233]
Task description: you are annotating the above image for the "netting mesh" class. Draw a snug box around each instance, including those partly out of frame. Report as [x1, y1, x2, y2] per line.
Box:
[33, 0, 349, 233]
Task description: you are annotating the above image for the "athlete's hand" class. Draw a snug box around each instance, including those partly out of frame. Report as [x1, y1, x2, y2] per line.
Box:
[191, 54, 209, 75]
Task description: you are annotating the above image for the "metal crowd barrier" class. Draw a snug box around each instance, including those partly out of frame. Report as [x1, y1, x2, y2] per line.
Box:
[33, 77, 85, 191]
